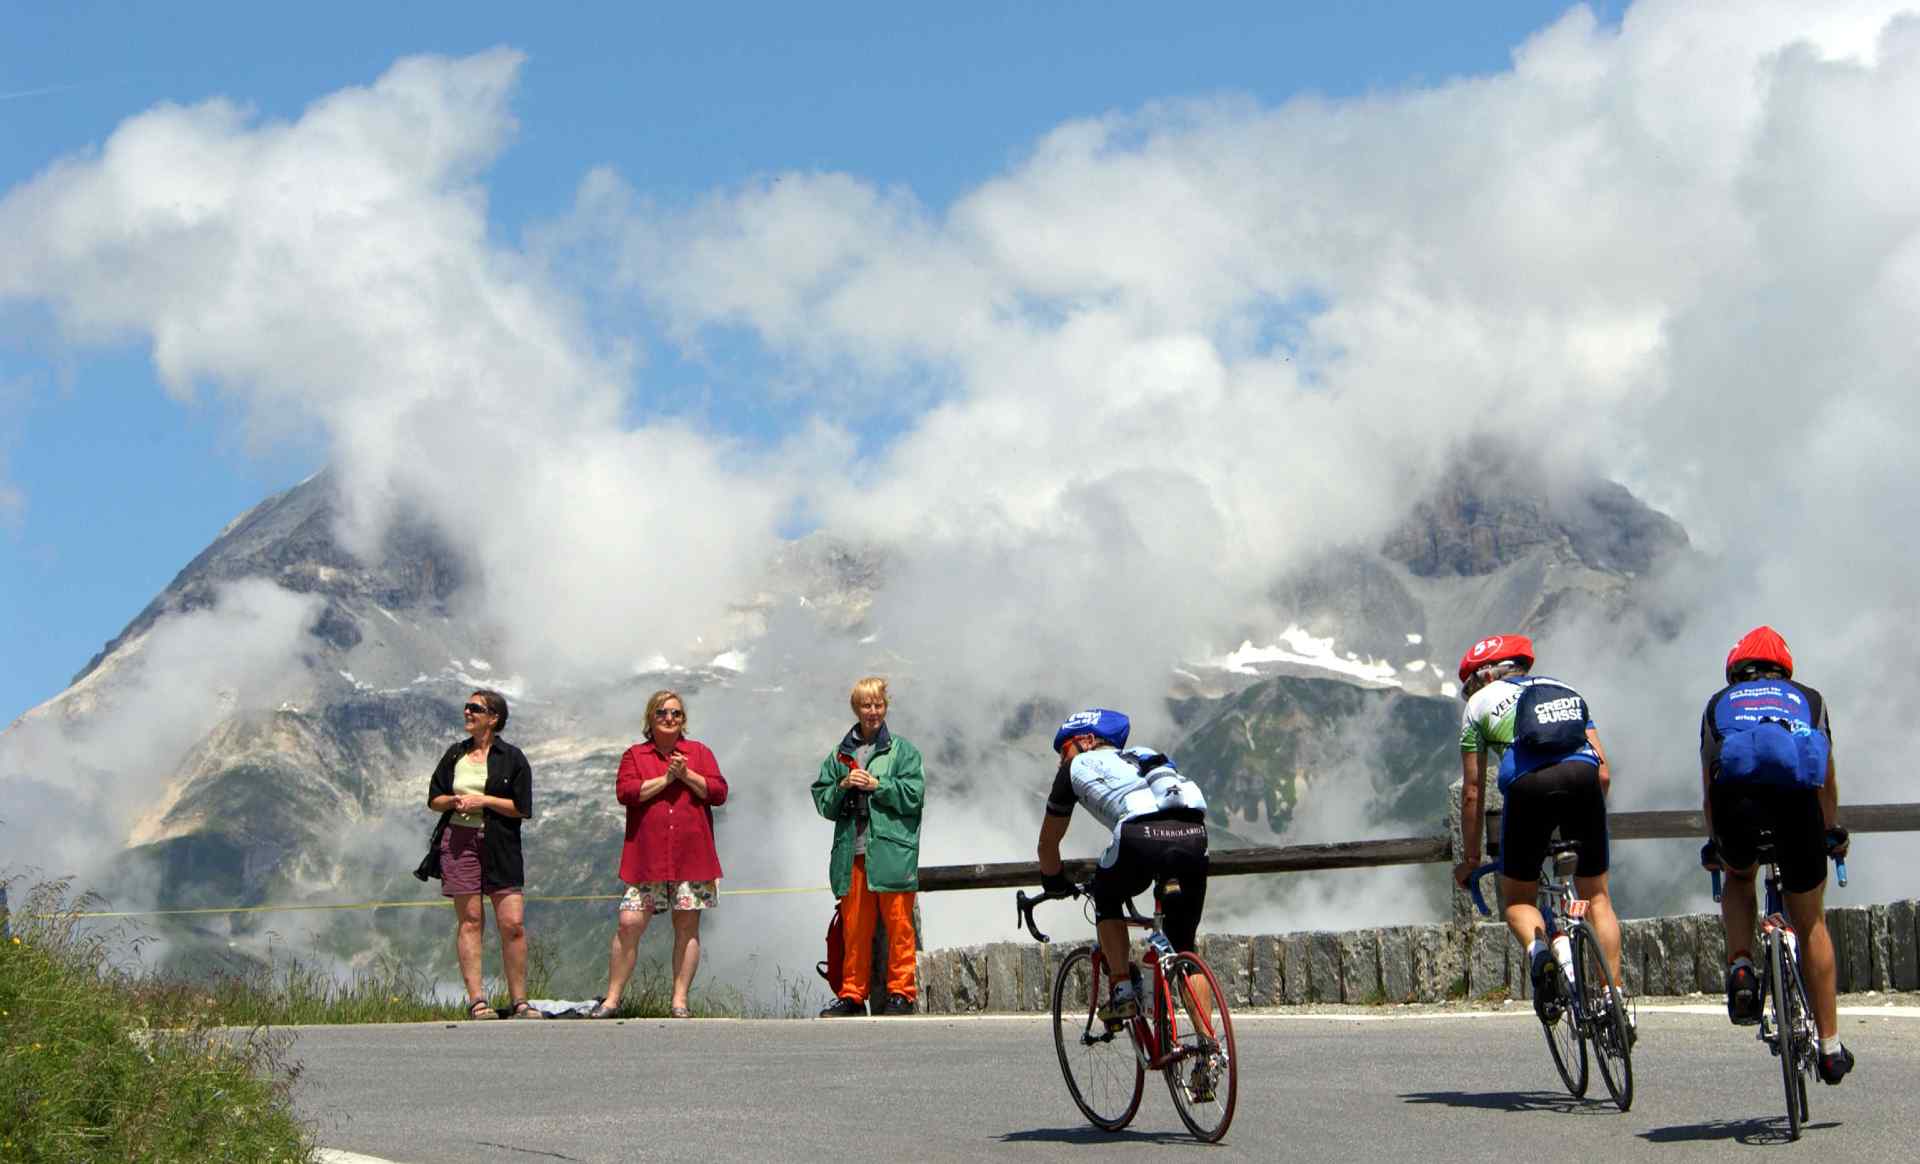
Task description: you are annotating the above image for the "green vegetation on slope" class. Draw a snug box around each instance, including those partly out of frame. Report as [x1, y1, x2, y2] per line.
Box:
[0, 881, 314, 1164]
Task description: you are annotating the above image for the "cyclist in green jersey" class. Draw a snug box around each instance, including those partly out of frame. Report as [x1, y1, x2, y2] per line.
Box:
[1451, 634, 1626, 1026]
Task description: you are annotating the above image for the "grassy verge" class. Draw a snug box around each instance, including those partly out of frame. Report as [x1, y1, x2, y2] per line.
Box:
[0, 880, 314, 1163]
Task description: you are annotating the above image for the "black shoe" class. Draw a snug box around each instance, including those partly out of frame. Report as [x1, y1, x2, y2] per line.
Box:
[879, 993, 916, 1016]
[818, 997, 867, 1018]
[1530, 949, 1562, 1022]
[1817, 1043, 1855, 1085]
[1726, 962, 1761, 1026]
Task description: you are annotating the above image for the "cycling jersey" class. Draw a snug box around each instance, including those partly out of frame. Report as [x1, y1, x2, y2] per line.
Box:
[1046, 746, 1207, 868]
[1460, 675, 1599, 791]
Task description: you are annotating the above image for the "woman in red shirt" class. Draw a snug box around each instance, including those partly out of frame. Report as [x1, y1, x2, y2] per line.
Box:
[589, 689, 728, 1018]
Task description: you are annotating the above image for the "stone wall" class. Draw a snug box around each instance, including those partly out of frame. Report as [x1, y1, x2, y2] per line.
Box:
[914, 901, 1920, 1013]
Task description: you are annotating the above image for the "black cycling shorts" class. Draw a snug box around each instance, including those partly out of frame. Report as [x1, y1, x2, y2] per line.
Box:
[1090, 813, 1209, 956]
[1500, 760, 1609, 880]
[1710, 781, 1827, 895]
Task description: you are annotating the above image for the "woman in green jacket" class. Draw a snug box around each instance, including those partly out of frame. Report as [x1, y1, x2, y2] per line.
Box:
[813, 676, 924, 1016]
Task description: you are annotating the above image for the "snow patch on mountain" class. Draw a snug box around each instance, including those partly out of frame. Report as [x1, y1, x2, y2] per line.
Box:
[1212, 626, 1402, 687]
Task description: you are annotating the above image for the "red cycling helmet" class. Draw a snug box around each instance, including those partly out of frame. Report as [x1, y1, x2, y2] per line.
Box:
[1725, 625, 1793, 682]
[1457, 634, 1535, 683]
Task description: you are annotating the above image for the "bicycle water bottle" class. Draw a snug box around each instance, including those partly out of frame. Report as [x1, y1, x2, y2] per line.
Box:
[1551, 933, 1575, 989]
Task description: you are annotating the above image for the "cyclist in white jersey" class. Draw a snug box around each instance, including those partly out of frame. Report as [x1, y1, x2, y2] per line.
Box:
[1036, 708, 1210, 1022]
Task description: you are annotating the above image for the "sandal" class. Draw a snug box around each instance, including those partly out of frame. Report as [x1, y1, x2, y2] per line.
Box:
[508, 999, 544, 1020]
[585, 999, 618, 1019]
[466, 998, 499, 1020]
[669, 1005, 692, 1019]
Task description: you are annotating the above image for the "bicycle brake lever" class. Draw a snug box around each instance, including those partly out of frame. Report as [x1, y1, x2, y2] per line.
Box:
[1710, 868, 1723, 904]
[1835, 859, 1848, 889]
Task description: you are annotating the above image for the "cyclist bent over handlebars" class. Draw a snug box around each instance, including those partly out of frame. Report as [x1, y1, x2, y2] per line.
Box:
[1450, 634, 1628, 1023]
[1701, 625, 1853, 1084]
[1035, 708, 1211, 1023]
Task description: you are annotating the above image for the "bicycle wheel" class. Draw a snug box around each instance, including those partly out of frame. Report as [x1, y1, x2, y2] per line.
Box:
[1574, 925, 1633, 1111]
[1766, 934, 1801, 1141]
[1783, 944, 1815, 1126]
[1051, 945, 1144, 1131]
[1539, 954, 1588, 1099]
[1158, 953, 1238, 1142]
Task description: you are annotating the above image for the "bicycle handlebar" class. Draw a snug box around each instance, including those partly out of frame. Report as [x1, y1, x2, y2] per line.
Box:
[1463, 861, 1501, 917]
[1700, 838, 1849, 902]
[1015, 886, 1079, 943]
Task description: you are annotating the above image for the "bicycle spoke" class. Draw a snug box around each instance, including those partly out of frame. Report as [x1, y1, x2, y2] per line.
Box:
[1574, 925, 1633, 1112]
[1158, 953, 1237, 1143]
[1535, 943, 1587, 1099]
[1768, 932, 1801, 1140]
[1051, 946, 1143, 1131]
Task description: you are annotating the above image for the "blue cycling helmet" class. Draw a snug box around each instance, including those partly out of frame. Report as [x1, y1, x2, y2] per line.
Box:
[1053, 708, 1130, 754]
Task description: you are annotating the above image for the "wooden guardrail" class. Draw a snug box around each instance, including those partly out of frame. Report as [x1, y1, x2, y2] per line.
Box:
[913, 802, 1920, 894]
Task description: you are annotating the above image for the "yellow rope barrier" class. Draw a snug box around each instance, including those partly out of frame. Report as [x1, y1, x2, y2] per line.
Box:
[62, 884, 831, 920]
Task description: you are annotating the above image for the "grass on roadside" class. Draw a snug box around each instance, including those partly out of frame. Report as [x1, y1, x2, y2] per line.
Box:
[0, 879, 315, 1164]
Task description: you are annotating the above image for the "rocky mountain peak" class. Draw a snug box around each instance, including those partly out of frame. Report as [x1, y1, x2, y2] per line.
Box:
[72, 470, 464, 684]
[1380, 462, 1687, 579]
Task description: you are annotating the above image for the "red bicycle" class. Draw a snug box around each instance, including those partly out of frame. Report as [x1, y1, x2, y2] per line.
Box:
[1017, 881, 1238, 1141]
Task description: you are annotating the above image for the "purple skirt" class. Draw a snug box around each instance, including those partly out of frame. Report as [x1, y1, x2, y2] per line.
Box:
[440, 824, 486, 896]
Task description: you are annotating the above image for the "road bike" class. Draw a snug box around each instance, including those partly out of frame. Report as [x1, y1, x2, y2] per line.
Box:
[1468, 839, 1634, 1111]
[1016, 881, 1237, 1141]
[1707, 830, 1847, 1141]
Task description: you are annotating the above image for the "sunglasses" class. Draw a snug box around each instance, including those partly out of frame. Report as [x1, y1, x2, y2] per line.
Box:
[654, 708, 686, 721]
[463, 702, 491, 716]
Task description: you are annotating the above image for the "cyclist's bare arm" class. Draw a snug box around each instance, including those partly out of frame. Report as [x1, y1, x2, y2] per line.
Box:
[1453, 748, 1487, 886]
[1820, 753, 1846, 856]
[1700, 758, 1714, 841]
[1586, 727, 1610, 796]
[1037, 813, 1070, 876]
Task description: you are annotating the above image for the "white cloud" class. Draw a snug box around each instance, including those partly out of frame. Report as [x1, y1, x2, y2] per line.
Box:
[7, 2, 1920, 928]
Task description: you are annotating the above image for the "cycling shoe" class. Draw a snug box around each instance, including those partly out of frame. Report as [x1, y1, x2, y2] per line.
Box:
[1530, 949, 1562, 1023]
[1817, 1043, 1855, 1085]
[1725, 961, 1761, 1026]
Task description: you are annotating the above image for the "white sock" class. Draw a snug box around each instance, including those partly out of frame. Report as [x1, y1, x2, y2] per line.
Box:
[1820, 1036, 1845, 1056]
[1527, 939, 1548, 961]
[1111, 980, 1136, 1000]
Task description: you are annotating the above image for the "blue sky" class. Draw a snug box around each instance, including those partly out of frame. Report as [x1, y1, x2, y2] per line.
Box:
[1, 1, 1625, 724]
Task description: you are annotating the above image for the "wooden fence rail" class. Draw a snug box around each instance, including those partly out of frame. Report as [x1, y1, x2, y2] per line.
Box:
[913, 801, 1920, 894]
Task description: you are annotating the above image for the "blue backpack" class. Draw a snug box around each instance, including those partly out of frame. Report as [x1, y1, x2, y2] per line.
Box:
[1503, 676, 1595, 784]
[1707, 679, 1830, 789]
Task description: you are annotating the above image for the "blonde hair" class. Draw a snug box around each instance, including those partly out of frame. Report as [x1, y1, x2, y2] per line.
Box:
[643, 689, 687, 740]
[849, 676, 889, 713]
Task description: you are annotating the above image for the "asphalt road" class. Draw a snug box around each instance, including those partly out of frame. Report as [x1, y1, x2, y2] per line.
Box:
[293, 1004, 1920, 1163]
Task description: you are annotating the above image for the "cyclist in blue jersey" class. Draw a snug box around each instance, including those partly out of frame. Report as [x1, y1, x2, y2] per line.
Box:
[1702, 625, 1853, 1084]
[1036, 708, 1211, 1022]
[1450, 634, 1626, 1027]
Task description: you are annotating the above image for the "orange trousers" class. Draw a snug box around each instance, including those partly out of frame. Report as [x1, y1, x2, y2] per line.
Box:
[840, 855, 917, 1001]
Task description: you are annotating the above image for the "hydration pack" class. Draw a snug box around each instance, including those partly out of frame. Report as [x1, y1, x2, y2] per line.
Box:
[1122, 749, 1208, 816]
[1707, 679, 1829, 789]
[1505, 676, 1594, 781]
